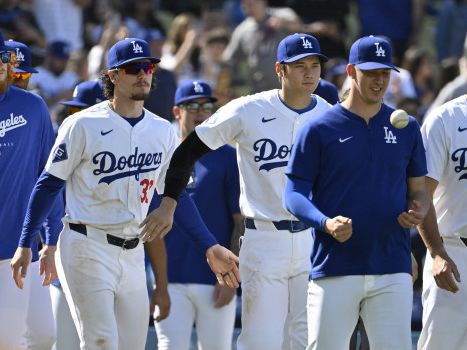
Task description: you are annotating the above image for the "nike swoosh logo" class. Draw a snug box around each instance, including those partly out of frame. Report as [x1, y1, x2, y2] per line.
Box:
[339, 136, 353, 143]
[458, 126, 467, 132]
[262, 117, 276, 123]
[101, 129, 113, 136]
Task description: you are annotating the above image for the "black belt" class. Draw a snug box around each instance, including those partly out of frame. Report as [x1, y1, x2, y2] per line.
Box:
[69, 223, 140, 250]
[461, 237, 467, 247]
[245, 218, 311, 233]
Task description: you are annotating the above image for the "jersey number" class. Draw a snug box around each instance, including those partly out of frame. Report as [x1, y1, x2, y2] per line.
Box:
[140, 179, 154, 203]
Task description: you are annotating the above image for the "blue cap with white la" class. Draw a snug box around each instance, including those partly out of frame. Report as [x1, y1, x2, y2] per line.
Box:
[175, 80, 218, 105]
[107, 37, 160, 69]
[60, 80, 105, 108]
[349, 35, 399, 72]
[5, 40, 38, 73]
[277, 33, 328, 63]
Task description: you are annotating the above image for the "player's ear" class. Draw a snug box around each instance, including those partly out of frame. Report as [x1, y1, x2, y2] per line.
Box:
[275, 62, 283, 77]
[173, 105, 181, 120]
[347, 64, 356, 79]
[108, 70, 118, 84]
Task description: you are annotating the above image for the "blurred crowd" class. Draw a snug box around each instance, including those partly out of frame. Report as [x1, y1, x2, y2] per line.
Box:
[1, 0, 466, 128]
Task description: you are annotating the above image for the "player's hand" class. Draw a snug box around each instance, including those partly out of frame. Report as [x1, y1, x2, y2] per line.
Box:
[206, 244, 240, 288]
[151, 285, 171, 322]
[398, 200, 427, 229]
[10, 247, 32, 289]
[39, 245, 58, 286]
[411, 252, 418, 284]
[324, 216, 352, 243]
[431, 247, 461, 293]
[213, 283, 236, 308]
[139, 197, 177, 242]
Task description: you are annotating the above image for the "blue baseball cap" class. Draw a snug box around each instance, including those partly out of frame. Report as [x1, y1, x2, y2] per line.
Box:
[107, 37, 160, 69]
[60, 80, 105, 108]
[5, 40, 38, 73]
[349, 35, 399, 72]
[175, 80, 217, 105]
[47, 40, 71, 59]
[277, 33, 328, 63]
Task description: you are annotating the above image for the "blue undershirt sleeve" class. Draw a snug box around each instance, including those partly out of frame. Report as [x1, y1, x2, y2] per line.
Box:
[284, 175, 329, 232]
[19, 171, 66, 248]
[149, 190, 218, 252]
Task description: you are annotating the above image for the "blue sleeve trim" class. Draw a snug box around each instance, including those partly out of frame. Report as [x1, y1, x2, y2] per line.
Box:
[284, 175, 329, 232]
[19, 171, 66, 248]
[149, 191, 218, 252]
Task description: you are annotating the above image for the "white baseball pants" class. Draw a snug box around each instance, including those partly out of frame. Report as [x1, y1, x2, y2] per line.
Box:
[155, 283, 237, 350]
[236, 225, 312, 350]
[417, 236, 467, 350]
[50, 284, 80, 350]
[306, 273, 413, 350]
[0, 260, 55, 350]
[56, 228, 148, 350]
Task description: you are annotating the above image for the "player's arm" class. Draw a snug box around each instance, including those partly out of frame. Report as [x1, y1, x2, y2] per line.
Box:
[144, 238, 170, 322]
[140, 131, 213, 240]
[416, 177, 460, 293]
[146, 192, 240, 288]
[11, 171, 66, 289]
[284, 176, 352, 243]
[397, 176, 430, 228]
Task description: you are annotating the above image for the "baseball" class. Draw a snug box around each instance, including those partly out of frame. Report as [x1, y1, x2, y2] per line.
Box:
[390, 109, 409, 129]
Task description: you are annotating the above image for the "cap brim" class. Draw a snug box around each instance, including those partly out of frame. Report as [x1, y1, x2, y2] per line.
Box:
[355, 62, 400, 72]
[60, 100, 89, 107]
[281, 52, 328, 63]
[112, 56, 161, 69]
[15, 66, 38, 73]
[176, 95, 218, 105]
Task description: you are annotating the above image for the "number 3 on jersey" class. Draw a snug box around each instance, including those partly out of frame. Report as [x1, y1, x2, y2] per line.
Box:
[140, 179, 154, 203]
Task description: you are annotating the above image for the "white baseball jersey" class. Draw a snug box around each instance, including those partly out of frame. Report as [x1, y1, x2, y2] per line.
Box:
[45, 101, 178, 237]
[196, 89, 331, 221]
[421, 95, 467, 237]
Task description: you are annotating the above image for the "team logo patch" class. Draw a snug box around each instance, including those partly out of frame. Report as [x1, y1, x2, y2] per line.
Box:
[15, 48, 25, 62]
[131, 41, 143, 53]
[52, 143, 68, 163]
[374, 42, 385, 57]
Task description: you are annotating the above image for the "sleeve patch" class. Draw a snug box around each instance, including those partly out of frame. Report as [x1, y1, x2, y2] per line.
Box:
[52, 143, 68, 163]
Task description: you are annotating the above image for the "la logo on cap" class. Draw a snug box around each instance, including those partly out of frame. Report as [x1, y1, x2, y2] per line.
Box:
[374, 43, 386, 57]
[301, 36, 313, 49]
[131, 41, 143, 54]
[15, 48, 25, 62]
[193, 81, 204, 93]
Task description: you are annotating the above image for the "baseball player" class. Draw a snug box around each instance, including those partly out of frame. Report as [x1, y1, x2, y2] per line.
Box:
[146, 33, 332, 349]
[5, 39, 38, 90]
[0, 32, 61, 349]
[284, 35, 429, 350]
[417, 95, 467, 350]
[154, 79, 242, 350]
[10, 37, 239, 350]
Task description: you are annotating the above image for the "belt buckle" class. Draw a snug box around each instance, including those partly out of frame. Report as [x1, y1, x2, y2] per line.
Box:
[122, 238, 138, 250]
[290, 221, 309, 233]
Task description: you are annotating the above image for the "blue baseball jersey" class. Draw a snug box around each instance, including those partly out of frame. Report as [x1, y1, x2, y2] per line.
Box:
[0, 86, 59, 261]
[286, 103, 427, 278]
[165, 145, 240, 285]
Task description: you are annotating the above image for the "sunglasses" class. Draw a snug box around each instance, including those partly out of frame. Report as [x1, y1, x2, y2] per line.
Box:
[181, 102, 215, 113]
[13, 72, 32, 80]
[117, 62, 156, 75]
[0, 51, 12, 64]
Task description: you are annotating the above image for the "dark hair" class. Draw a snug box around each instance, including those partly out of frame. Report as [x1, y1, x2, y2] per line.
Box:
[99, 68, 159, 99]
[100, 70, 114, 99]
